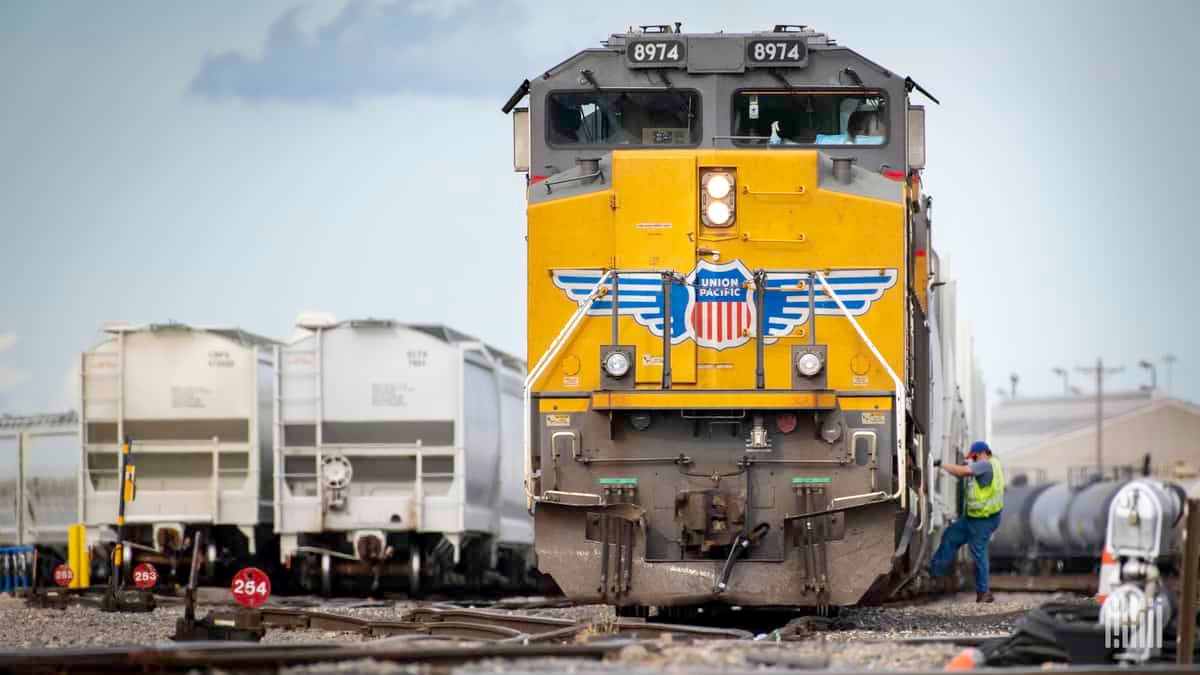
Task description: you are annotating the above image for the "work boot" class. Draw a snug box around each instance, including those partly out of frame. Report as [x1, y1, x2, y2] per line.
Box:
[976, 591, 994, 603]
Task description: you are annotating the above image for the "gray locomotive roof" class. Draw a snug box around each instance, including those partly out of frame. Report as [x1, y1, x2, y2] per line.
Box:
[101, 322, 280, 349]
[516, 24, 924, 205]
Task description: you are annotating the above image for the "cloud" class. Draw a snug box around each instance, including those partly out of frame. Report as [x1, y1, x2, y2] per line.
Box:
[189, 0, 529, 103]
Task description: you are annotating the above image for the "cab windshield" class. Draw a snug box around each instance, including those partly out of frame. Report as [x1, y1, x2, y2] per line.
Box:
[547, 90, 699, 147]
[732, 91, 888, 146]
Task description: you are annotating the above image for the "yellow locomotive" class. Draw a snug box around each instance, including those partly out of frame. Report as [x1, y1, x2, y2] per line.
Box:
[504, 24, 962, 609]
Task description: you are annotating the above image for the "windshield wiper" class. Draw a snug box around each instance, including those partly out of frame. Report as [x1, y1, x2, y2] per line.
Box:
[501, 79, 530, 114]
[769, 69, 795, 90]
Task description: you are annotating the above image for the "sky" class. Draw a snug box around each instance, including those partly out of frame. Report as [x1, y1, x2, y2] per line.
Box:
[1, 0, 1198, 418]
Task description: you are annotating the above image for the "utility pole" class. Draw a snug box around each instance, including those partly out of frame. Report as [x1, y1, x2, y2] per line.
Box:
[1009, 373, 1019, 400]
[1164, 354, 1177, 396]
[1077, 358, 1124, 473]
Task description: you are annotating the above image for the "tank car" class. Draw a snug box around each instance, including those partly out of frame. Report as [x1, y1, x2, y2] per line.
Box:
[274, 318, 533, 594]
[79, 323, 276, 582]
[989, 480, 1054, 572]
[505, 24, 958, 608]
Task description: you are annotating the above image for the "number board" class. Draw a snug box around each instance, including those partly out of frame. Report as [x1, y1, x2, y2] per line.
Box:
[133, 563, 158, 589]
[626, 39, 686, 68]
[746, 38, 807, 67]
[52, 563, 73, 587]
[231, 566, 272, 609]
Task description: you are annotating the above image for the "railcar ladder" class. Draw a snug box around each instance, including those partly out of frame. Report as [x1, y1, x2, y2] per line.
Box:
[274, 341, 324, 531]
[80, 351, 125, 523]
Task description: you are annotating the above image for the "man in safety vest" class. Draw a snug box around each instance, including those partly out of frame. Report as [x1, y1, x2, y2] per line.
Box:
[929, 441, 1005, 603]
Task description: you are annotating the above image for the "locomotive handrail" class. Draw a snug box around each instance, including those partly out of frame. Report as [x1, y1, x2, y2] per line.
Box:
[524, 271, 613, 511]
[542, 168, 604, 194]
[814, 271, 907, 509]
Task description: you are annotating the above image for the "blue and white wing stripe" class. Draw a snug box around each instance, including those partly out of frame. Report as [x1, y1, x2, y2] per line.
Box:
[814, 270, 899, 315]
[761, 268, 899, 340]
[762, 272, 813, 338]
[551, 271, 690, 341]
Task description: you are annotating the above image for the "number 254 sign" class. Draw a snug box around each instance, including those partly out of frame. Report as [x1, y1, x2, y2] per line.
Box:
[231, 567, 271, 608]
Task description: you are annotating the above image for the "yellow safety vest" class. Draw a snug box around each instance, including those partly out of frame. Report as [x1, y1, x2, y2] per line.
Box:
[966, 457, 1005, 518]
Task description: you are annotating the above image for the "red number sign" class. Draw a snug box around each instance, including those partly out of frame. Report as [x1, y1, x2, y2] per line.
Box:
[231, 567, 271, 608]
[133, 563, 158, 589]
[52, 563, 74, 587]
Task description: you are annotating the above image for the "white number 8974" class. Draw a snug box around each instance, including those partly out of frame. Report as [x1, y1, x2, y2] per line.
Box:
[632, 42, 681, 62]
[752, 42, 802, 62]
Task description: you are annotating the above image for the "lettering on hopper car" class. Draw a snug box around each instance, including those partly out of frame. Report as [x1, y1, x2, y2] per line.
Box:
[371, 382, 412, 407]
[170, 385, 211, 409]
[207, 350, 234, 367]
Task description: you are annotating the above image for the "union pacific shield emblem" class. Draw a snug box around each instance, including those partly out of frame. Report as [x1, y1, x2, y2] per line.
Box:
[687, 260, 754, 350]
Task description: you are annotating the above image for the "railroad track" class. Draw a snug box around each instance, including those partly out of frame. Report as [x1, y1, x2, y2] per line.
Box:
[0, 602, 750, 673]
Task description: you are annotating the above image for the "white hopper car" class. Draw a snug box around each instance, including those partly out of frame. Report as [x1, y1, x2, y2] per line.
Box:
[276, 319, 532, 594]
[79, 323, 276, 582]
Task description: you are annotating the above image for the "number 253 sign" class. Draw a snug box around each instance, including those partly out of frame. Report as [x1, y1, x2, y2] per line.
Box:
[231, 567, 271, 608]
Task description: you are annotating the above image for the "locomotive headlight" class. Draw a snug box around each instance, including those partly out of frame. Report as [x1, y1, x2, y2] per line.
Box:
[795, 352, 823, 377]
[704, 172, 733, 200]
[604, 351, 631, 378]
[705, 201, 732, 226]
[700, 169, 736, 228]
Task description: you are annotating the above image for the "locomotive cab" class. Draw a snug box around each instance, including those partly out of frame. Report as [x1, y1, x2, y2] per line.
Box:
[508, 24, 946, 609]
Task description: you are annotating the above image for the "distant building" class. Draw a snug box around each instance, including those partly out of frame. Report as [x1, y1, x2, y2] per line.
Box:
[990, 390, 1200, 482]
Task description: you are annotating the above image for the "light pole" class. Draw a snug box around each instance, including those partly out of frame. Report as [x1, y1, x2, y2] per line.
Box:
[1052, 367, 1069, 397]
[1138, 359, 1157, 393]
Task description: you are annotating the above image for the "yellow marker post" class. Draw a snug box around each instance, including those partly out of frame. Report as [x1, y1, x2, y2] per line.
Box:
[68, 523, 90, 589]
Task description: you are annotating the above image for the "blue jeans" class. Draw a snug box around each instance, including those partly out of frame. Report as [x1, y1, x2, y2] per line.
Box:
[929, 512, 1001, 593]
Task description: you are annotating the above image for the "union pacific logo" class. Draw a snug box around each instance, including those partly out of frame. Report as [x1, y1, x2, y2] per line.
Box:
[552, 260, 898, 351]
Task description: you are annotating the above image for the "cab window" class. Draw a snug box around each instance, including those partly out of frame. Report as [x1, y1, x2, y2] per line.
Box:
[732, 91, 888, 146]
[547, 90, 699, 147]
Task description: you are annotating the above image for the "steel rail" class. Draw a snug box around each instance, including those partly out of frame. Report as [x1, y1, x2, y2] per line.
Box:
[0, 602, 753, 672]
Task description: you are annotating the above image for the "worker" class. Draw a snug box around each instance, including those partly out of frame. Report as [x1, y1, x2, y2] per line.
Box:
[929, 441, 1006, 603]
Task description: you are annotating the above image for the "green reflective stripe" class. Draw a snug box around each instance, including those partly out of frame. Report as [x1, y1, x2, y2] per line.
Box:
[792, 477, 832, 484]
[598, 477, 638, 485]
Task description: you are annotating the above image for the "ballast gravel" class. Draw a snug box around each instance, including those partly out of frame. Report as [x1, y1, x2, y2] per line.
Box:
[0, 591, 1090, 671]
